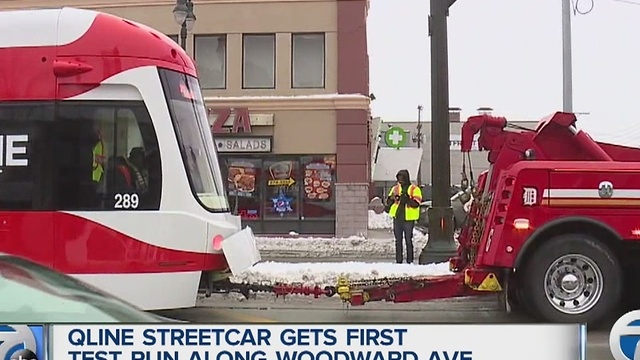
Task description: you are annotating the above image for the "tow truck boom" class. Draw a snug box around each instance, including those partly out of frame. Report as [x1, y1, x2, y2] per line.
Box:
[461, 111, 640, 164]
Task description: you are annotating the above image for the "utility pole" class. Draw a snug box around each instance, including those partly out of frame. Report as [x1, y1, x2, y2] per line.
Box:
[562, 0, 573, 112]
[419, 0, 459, 265]
[416, 105, 423, 185]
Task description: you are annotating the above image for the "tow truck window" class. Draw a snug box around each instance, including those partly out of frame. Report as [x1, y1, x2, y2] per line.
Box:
[55, 101, 162, 211]
[158, 68, 230, 213]
[0, 103, 54, 210]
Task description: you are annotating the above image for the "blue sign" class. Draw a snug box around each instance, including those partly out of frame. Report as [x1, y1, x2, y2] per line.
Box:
[271, 190, 293, 215]
[0, 325, 45, 360]
[610, 310, 640, 360]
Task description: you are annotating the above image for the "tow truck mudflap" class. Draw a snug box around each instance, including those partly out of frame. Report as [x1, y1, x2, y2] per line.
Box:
[222, 226, 261, 275]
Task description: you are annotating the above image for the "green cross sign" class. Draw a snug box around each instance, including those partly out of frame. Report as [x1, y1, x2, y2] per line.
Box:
[384, 126, 407, 148]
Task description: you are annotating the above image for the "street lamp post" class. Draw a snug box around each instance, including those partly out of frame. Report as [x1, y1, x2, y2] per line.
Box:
[418, 0, 459, 265]
[173, 0, 196, 51]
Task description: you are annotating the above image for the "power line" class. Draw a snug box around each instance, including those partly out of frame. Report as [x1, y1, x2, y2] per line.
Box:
[572, 0, 640, 16]
[609, 0, 640, 6]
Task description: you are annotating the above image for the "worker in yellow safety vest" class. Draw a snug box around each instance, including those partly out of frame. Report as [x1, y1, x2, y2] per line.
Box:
[92, 125, 106, 183]
[385, 169, 423, 263]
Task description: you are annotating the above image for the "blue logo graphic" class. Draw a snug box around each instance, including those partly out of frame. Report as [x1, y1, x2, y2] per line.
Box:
[610, 310, 640, 360]
[0, 325, 44, 360]
[271, 190, 293, 215]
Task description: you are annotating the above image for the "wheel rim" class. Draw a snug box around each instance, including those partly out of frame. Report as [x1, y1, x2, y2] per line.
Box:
[543, 253, 604, 315]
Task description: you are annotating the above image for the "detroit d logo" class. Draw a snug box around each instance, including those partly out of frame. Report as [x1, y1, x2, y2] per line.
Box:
[522, 187, 537, 206]
[599, 181, 613, 198]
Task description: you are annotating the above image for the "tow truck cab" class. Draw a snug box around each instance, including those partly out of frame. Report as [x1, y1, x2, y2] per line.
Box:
[456, 111, 640, 325]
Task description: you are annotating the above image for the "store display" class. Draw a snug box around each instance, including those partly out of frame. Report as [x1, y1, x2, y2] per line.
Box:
[225, 159, 261, 220]
[324, 155, 336, 169]
[227, 163, 256, 194]
[222, 156, 336, 225]
[271, 189, 293, 215]
[265, 161, 297, 216]
[269, 161, 293, 180]
[303, 161, 332, 201]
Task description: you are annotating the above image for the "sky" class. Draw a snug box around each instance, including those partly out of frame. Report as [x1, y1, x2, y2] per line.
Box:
[366, 0, 640, 146]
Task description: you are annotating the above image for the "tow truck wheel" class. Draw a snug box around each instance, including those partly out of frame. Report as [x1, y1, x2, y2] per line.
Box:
[522, 233, 621, 326]
[506, 273, 533, 316]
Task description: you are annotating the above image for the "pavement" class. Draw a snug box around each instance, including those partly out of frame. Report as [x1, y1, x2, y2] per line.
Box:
[155, 295, 614, 359]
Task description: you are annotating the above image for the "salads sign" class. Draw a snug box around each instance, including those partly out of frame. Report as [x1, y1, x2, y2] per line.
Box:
[215, 137, 272, 153]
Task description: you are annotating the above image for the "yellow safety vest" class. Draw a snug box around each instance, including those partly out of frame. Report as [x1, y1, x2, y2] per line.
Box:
[388, 184, 422, 221]
[92, 140, 105, 183]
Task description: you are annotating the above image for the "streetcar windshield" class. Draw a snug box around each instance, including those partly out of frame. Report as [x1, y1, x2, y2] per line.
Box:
[159, 69, 230, 212]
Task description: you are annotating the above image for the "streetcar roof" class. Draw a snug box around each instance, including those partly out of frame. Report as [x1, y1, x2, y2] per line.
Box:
[0, 7, 98, 48]
[0, 7, 196, 100]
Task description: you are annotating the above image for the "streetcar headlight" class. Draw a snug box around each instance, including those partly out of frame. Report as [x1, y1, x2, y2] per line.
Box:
[212, 235, 224, 251]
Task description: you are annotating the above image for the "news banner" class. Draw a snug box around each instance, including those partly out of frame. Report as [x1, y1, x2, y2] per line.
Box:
[0, 324, 587, 360]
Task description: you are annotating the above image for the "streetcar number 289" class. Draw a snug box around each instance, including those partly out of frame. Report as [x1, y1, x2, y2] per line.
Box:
[114, 193, 139, 209]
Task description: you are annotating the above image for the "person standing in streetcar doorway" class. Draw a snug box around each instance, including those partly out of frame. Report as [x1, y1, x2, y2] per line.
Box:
[385, 169, 423, 263]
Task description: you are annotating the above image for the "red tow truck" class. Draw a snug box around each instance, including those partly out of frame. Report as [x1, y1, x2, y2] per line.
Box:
[221, 111, 640, 326]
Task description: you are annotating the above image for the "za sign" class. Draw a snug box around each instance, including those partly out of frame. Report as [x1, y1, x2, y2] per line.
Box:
[384, 126, 408, 148]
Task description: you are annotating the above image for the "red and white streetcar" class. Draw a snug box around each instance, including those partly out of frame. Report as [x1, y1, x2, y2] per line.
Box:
[0, 7, 260, 310]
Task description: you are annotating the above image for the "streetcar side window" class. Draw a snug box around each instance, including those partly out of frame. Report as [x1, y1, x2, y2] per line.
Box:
[0, 102, 54, 210]
[55, 101, 162, 211]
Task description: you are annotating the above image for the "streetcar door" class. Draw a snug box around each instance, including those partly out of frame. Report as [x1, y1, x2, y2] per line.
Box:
[53, 100, 162, 273]
[0, 102, 55, 268]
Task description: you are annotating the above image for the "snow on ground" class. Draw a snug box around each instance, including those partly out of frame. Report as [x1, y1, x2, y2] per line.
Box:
[368, 210, 393, 229]
[255, 209, 430, 258]
[231, 261, 452, 288]
[256, 231, 427, 259]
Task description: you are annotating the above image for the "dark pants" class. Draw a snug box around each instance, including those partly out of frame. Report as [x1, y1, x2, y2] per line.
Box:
[393, 217, 415, 264]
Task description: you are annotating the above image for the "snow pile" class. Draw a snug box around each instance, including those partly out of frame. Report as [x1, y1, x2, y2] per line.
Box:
[368, 210, 393, 229]
[231, 261, 452, 288]
[256, 233, 428, 259]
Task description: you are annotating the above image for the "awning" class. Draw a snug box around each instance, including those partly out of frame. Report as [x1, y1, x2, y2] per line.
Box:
[372, 147, 422, 182]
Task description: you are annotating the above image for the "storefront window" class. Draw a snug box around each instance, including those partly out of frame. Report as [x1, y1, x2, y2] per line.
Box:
[263, 160, 299, 219]
[301, 155, 336, 218]
[226, 158, 261, 220]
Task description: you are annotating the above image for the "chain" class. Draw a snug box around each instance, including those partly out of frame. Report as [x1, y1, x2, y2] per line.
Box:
[467, 192, 493, 265]
[210, 280, 276, 298]
[341, 276, 430, 289]
[213, 275, 434, 300]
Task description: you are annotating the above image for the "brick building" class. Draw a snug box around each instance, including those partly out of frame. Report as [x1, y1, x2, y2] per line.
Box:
[0, 0, 372, 237]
